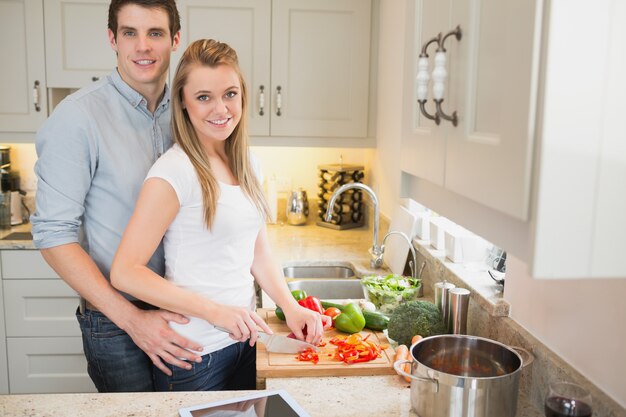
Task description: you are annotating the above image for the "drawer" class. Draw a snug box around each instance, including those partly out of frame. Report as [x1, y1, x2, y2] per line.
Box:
[7, 337, 95, 394]
[3, 279, 80, 337]
[1, 250, 59, 279]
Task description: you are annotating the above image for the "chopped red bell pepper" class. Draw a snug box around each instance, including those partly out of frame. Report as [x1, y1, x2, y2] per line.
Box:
[296, 347, 319, 364]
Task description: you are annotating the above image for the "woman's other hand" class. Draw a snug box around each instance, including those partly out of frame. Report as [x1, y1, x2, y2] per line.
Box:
[283, 304, 331, 345]
[210, 305, 273, 346]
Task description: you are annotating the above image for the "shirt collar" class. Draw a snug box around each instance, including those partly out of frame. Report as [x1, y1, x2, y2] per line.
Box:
[109, 68, 171, 111]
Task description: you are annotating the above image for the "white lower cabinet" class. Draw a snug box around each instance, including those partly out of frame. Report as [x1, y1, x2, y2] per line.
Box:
[1, 249, 95, 393]
[3, 279, 81, 337]
[7, 337, 93, 394]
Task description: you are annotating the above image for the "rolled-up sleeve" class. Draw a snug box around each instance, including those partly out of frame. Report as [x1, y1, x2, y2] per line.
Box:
[31, 99, 98, 249]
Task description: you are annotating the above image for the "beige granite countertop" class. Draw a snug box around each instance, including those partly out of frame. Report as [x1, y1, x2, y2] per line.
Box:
[0, 375, 542, 417]
[0, 223, 35, 249]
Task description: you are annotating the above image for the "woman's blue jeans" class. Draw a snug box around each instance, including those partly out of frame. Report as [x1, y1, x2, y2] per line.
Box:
[153, 341, 256, 391]
[76, 307, 154, 392]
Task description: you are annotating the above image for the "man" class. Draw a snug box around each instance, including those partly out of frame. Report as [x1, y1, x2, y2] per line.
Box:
[31, 0, 202, 392]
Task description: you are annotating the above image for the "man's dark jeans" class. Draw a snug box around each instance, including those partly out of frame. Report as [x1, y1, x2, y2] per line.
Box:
[76, 307, 153, 392]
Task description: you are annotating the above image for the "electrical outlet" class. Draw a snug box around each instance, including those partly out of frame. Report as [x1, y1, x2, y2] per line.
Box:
[275, 176, 291, 192]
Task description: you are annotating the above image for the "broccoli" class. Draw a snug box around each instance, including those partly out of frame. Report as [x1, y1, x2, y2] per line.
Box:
[387, 300, 447, 346]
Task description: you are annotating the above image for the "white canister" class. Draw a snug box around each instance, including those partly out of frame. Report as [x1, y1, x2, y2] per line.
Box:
[429, 217, 453, 250]
[445, 226, 491, 263]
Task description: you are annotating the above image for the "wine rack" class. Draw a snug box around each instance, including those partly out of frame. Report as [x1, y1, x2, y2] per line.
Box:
[316, 163, 365, 230]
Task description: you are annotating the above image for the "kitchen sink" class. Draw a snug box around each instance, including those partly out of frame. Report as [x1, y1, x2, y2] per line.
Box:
[287, 279, 364, 300]
[282, 265, 355, 279]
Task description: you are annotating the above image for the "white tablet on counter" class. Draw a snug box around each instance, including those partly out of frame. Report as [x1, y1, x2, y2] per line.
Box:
[178, 389, 310, 417]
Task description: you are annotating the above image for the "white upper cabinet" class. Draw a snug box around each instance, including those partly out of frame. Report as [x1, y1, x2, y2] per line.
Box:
[0, 0, 48, 132]
[44, 0, 115, 88]
[173, 0, 272, 136]
[530, 0, 626, 279]
[402, 0, 539, 221]
[175, 0, 372, 138]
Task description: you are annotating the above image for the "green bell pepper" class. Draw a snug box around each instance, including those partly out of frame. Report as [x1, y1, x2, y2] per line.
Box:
[333, 302, 366, 334]
[275, 290, 308, 321]
[290, 290, 307, 301]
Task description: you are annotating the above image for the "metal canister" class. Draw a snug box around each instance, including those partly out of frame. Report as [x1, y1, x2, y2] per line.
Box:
[447, 287, 470, 334]
[433, 281, 455, 324]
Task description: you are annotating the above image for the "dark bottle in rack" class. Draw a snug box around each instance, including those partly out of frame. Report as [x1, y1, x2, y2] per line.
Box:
[316, 163, 365, 230]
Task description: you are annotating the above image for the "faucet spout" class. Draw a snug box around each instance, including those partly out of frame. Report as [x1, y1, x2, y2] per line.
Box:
[325, 183, 382, 268]
[380, 230, 424, 297]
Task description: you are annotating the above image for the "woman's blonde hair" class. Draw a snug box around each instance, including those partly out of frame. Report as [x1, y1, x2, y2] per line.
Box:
[171, 39, 270, 228]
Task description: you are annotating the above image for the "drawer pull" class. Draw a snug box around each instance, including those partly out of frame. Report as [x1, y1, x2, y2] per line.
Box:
[32, 81, 41, 112]
[276, 86, 282, 116]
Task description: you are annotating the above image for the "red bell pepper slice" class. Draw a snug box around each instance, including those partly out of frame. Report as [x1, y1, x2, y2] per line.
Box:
[297, 295, 324, 314]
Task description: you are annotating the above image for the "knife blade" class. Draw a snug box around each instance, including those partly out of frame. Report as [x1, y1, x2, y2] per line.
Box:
[215, 327, 319, 354]
[257, 331, 319, 354]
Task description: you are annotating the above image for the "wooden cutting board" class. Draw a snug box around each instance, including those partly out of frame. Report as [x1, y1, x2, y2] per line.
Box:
[256, 309, 396, 378]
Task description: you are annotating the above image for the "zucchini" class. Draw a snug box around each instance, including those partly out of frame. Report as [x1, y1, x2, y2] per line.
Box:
[321, 300, 390, 331]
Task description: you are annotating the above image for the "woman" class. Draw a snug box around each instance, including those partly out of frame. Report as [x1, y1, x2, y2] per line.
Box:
[111, 39, 329, 391]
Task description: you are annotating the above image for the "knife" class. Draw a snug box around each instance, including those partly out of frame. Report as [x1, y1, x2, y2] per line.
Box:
[257, 331, 320, 354]
[215, 327, 319, 354]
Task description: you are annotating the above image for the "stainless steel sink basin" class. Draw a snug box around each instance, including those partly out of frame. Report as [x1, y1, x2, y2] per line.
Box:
[283, 265, 355, 279]
[287, 279, 364, 300]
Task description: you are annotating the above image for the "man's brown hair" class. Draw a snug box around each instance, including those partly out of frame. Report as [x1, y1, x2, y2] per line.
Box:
[108, 0, 181, 41]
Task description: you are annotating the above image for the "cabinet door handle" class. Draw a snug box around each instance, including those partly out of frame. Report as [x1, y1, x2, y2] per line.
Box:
[92, 76, 100, 82]
[32, 81, 41, 112]
[416, 56, 440, 124]
[258, 85, 265, 116]
[416, 34, 440, 124]
[433, 26, 462, 126]
[275, 86, 282, 116]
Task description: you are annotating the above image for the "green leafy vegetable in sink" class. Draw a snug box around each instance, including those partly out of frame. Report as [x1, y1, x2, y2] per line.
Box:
[361, 274, 421, 314]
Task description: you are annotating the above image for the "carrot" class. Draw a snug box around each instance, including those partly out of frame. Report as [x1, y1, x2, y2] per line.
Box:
[394, 344, 412, 383]
[411, 335, 423, 345]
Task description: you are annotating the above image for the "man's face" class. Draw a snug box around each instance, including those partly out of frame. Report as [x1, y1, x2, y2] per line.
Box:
[108, 4, 180, 95]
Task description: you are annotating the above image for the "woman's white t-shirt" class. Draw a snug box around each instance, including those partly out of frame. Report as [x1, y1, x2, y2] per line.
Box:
[146, 144, 264, 355]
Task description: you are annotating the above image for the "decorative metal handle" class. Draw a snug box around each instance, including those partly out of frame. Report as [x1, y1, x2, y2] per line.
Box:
[258, 85, 265, 116]
[416, 34, 441, 124]
[439, 25, 462, 52]
[432, 26, 462, 127]
[416, 56, 439, 124]
[32, 81, 41, 112]
[275, 86, 282, 116]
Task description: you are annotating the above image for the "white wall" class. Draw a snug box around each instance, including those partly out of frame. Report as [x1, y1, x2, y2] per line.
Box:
[368, 0, 406, 218]
[505, 254, 626, 405]
[250, 146, 374, 198]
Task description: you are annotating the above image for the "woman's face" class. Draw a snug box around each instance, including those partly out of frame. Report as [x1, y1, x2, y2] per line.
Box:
[182, 64, 242, 146]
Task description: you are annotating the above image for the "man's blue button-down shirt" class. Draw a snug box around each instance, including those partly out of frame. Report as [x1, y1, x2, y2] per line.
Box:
[31, 69, 172, 281]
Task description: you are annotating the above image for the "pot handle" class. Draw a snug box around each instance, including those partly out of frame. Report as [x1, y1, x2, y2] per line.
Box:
[393, 359, 439, 392]
[509, 346, 534, 369]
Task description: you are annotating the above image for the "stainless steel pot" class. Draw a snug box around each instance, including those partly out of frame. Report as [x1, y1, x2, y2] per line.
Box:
[394, 335, 527, 417]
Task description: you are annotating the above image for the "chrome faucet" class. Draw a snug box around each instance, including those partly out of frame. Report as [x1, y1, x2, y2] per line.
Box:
[324, 183, 382, 268]
[380, 230, 425, 297]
